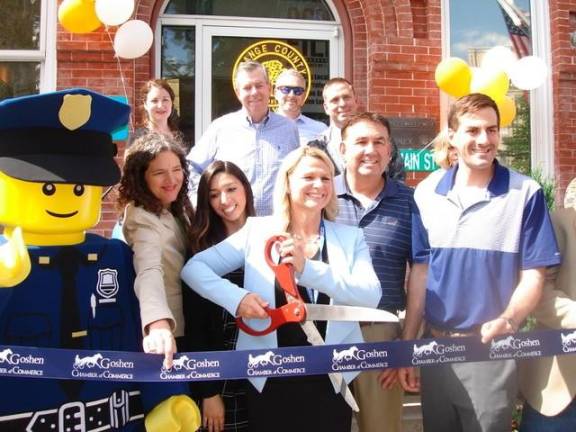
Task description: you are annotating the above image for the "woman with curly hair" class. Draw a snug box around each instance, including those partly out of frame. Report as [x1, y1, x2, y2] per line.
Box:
[118, 132, 195, 368]
[186, 160, 255, 432]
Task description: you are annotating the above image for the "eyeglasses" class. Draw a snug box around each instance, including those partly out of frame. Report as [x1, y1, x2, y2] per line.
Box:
[277, 86, 305, 96]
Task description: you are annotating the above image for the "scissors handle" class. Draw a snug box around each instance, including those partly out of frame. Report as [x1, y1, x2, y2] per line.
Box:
[264, 235, 300, 298]
[236, 302, 307, 336]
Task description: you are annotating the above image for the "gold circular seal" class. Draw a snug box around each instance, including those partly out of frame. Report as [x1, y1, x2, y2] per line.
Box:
[232, 40, 312, 109]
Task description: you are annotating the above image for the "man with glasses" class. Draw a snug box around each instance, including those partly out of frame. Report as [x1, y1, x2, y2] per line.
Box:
[274, 69, 326, 145]
[188, 61, 299, 216]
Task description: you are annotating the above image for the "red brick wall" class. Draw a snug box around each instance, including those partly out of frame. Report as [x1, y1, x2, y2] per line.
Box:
[56, 0, 442, 234]
[550, 1, 576, 205]
[343, 0, 441, 186]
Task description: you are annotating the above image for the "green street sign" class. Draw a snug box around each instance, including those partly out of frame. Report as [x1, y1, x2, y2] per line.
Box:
[400, 148, 438, 172]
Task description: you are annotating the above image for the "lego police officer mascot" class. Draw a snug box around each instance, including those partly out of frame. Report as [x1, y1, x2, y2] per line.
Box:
[0, 89, 200, 431]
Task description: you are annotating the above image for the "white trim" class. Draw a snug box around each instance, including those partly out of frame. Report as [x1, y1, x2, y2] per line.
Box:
[439, 0, 451, 128]
[41, 0, 57, 92]
[158, 0, 340, 24]
[529, 0, 554, 178]
[0, 51, 44, 61]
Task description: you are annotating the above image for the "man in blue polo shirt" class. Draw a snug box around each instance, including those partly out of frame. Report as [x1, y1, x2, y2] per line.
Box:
[335, 112, 425, 432]
[399, 93, 560, 432]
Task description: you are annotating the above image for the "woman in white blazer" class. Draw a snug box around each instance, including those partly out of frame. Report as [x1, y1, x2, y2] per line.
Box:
[118, 133, 195, 368]
[181, 146, 381, 432]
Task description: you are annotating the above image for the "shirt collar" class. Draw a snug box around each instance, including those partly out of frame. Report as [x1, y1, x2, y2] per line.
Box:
[435, 159, 510, 197]
[241, 108, 270, 126]
[336, 171, 397, 202]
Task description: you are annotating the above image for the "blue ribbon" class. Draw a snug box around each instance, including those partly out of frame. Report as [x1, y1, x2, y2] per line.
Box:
[1, 328, 575, 382]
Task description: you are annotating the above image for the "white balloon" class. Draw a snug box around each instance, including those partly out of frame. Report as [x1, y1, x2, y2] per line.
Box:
[96, 0, 134, 26]
[113, 20, 153, 59]
[481, 46, 518, 75]
[509, 56, 548, 90]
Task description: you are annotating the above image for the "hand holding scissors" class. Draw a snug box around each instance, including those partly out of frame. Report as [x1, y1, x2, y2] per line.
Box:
[236, 235, 398, 411]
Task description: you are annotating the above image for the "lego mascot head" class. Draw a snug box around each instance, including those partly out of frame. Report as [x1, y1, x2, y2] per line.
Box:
[0, 89, 127, 286]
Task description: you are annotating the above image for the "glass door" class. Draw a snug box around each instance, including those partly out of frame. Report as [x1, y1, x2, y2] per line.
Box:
[201, 24, 341, 140]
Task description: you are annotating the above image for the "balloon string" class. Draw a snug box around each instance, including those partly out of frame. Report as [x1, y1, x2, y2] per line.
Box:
[105, 25, 134, 133]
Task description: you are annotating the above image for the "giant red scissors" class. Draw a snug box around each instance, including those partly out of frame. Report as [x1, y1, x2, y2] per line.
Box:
[236, 235, 399, 411]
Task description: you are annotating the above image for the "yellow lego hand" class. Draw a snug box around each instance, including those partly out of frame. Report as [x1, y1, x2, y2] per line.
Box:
[0, 227, 31, 287]
[145, 395, 201, 432]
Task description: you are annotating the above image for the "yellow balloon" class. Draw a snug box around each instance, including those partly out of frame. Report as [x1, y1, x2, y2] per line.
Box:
[496, 95, 516, 127]
[58, 0, 102, 34]
[470, 68, 510, 102]
[435, 57, 472, 98]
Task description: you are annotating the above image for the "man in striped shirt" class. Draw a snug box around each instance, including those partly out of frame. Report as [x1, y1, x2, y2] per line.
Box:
[334, 112, 424, 432]
[400, 94, 560, 432]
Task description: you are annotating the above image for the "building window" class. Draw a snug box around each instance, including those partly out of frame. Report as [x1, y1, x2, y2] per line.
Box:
[0, 0, 56, 101]
[165, 0, 334, 21]
[444, 0, 553, 176]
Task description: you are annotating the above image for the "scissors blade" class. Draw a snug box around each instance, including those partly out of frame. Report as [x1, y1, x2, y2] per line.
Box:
[305, 304, 399, 323]
[299, 321, 359, 412]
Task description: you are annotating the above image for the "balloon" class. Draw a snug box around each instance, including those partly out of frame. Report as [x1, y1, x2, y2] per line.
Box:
[496, 95, 516, 127]
[113, 20, 154, 59]
[509, 56, 548, 90]
[58, 0, 102, 34]
[470, 68, 509, 102]
[435, 57, 472, 98]
[481, 46, 518, 75]
[96, 0, 134, 26]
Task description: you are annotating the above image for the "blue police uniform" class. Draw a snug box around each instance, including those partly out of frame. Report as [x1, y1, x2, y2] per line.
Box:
[0, 234, 188, 431]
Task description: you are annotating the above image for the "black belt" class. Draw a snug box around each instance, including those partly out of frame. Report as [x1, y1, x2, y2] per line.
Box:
[0, 389, 143, 431]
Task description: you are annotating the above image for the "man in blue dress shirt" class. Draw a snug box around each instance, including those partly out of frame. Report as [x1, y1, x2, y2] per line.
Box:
[187, 61, 300, 216]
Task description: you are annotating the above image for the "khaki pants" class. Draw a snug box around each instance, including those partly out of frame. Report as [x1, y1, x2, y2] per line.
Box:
[353, 322, 404, 432]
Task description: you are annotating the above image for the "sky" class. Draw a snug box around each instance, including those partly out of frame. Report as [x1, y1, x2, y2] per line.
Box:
[450, 0, 531, 59]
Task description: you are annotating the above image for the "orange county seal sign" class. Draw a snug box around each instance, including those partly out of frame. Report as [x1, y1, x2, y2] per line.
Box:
[232, 40, 312, 109]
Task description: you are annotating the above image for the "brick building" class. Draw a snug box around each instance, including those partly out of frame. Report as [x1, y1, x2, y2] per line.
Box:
[2, 1, 575, 235]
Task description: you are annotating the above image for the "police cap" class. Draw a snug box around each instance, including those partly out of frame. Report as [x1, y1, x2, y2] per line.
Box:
[0, 88, 130, 186]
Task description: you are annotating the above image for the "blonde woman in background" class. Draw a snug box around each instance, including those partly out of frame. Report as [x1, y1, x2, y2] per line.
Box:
[432, 128, 458, 169]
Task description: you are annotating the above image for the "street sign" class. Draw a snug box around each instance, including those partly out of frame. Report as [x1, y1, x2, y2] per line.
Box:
[400, 149, 438, 172]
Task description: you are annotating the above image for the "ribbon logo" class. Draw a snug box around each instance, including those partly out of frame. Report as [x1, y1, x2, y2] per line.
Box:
[160, 354, 221, 381]
[331, 345, 389, 371]
[561, 330, 576, 353]
[246, 351, 306, 377]
[488, 335, 542, 360]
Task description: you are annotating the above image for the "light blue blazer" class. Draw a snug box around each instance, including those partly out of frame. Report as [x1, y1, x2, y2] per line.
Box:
[181, 216, 381, 391]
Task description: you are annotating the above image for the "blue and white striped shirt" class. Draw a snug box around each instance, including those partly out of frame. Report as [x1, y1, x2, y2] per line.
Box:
[413, 161, 561, 330]
[335, 173, 415, 311]
[187, 109, 300, 216]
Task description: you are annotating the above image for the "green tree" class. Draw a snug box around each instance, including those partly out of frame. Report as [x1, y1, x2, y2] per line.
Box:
[500, 96, 531, 175]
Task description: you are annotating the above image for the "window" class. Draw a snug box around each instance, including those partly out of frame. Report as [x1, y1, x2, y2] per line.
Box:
[164, 0, 334, 21]
[444, 0, 553, 176]
[0, 0, 56, 101]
